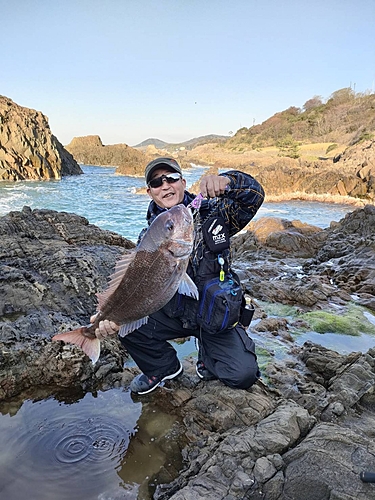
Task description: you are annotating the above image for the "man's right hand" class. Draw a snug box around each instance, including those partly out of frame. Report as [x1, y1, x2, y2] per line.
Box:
[90, 314, 119, 339]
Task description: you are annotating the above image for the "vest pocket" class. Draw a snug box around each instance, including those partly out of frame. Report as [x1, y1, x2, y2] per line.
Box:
[197, 276, 242, 334]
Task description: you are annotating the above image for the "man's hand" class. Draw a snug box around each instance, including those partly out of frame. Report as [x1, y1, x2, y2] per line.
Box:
[90, 313, 119, 340]
[200, 175, 230, 199]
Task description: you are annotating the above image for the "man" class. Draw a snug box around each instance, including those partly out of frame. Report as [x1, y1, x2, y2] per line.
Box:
[98, 157, 265, 395]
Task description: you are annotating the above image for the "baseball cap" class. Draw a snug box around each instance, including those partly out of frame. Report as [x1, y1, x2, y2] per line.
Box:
[144, 157, 183, 185]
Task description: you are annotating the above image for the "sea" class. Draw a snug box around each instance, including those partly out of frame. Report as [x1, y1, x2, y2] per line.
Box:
[0, 164, 357, 243]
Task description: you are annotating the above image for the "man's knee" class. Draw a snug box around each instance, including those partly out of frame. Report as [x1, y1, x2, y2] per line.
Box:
[219, 358, 260, 390]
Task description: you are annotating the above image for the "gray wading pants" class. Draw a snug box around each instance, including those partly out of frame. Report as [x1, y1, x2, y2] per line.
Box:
[120, 309, 260, 390]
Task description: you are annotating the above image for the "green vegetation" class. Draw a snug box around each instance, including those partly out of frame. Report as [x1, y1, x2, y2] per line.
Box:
[326, 143, 338, 154]
[299, 304, 375, 336]
[257, 301, 375, 337]
[352, 130, 374, 145]
[255, 346, 275, 373]
[224, 87, 375, 151]
[277, 136, 301, 159]
[258, 301, 299, 318]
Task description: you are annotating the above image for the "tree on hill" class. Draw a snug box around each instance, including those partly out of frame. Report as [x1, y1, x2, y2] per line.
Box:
[276, 135, 301, 159]
[303, 95, 323, 111]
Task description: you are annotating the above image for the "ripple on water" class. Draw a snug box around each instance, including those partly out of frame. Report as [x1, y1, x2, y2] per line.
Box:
[0, 388, 181, 500]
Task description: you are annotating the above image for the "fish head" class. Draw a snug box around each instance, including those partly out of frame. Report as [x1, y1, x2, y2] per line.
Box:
[142, 204, 194, 259]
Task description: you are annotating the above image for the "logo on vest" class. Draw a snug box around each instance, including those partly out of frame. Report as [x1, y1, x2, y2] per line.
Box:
[212, 224, 223, 235]
[203, 215, 230, 252]
[212, 232, 227, 245]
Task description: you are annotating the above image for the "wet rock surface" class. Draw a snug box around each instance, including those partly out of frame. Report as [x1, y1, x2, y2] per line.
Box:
[1, 205, 375, 499]
[0, 206, 135, 398]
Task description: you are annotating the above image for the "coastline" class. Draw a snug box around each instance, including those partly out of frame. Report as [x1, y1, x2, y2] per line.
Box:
[263, 192, 370, 207]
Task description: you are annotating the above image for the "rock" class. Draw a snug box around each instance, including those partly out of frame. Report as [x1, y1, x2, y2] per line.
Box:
[0, 95, 82, 180]
[0, 206, 134, 397]
[65, 134, 146, 175]
[158, 400, 315, 500]
[306, 205, 375, 306]
[282, 423, 375, 500]
[233, 216, 327, 259]
[196, 139, 375, 203]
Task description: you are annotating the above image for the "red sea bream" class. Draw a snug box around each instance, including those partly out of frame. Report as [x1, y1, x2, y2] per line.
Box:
[53, 204, 198, 363]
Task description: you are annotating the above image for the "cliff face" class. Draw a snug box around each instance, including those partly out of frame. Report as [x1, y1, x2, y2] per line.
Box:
[184, 140, 375, 203]
[254, 139, 375, 201]
[65, 135, 145, 175]
[0, 96, 82, 181]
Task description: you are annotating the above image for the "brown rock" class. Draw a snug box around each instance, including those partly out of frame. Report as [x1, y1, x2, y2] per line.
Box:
[0, 95, 82, 181]
[65, 134, 146, 175]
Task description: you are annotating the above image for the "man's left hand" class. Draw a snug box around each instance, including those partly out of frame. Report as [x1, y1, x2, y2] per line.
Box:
[200, 175, 230, 199]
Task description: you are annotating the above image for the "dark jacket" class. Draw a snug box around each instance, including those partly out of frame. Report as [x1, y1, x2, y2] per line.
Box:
[139, 170, 265, 331]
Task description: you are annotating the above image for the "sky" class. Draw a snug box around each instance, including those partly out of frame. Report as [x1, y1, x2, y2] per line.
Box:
[2, 0, 375, 147]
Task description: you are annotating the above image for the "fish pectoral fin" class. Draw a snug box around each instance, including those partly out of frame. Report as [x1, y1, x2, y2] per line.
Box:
[178, 273, 199, 299]
[119, 317, 149, 337]
[52, 328, 101, 364]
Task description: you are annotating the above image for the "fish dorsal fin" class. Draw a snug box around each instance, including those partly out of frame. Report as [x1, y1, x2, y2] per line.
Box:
[96, 251, 136, 309]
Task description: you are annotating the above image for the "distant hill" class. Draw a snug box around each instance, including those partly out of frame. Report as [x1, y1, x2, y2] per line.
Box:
[134, 134, 229, 151]
[226, 87, 375, 151]
[134, 138, 169, 149]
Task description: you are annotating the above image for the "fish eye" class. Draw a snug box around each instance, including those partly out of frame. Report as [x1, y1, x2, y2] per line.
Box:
[166, 220, 174, 231]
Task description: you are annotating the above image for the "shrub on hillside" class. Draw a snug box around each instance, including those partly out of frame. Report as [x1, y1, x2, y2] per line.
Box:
[277, 136, 301, 159]
[326, 143, 338, 154]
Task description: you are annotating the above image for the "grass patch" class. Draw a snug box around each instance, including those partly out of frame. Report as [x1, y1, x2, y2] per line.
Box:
[300, 304, 375, 336]
[255, 347, 275, 373]
[257, 301, 299, 318]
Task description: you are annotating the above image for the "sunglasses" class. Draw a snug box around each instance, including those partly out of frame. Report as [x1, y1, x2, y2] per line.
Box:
[148, 172, 182, 188]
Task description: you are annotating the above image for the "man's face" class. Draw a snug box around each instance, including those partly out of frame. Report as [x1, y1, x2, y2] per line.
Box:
[147, 168, 186, 209]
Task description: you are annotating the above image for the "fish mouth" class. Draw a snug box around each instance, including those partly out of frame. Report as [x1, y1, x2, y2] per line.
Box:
[168, 239, 193, 258]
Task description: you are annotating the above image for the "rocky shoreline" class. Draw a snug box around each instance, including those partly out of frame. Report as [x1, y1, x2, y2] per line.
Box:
[1, 204, 375, 498]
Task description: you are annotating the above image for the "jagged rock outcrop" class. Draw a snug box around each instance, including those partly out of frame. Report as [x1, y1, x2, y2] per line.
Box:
[0, 96, 82, 181]
[252, 141, 375, 202]
[232, 205, 375, 312]
[0, 206, 135, 398]
[65, 135, 146, 174]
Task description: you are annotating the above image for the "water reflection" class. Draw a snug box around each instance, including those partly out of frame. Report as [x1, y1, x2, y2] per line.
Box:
[0, 388, 183, 500]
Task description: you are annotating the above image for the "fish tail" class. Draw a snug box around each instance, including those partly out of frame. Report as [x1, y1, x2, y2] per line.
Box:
[52, 327, 101, 364]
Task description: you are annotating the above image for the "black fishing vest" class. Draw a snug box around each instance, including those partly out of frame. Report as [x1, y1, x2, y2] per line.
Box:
[162, 211, 244, 334]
